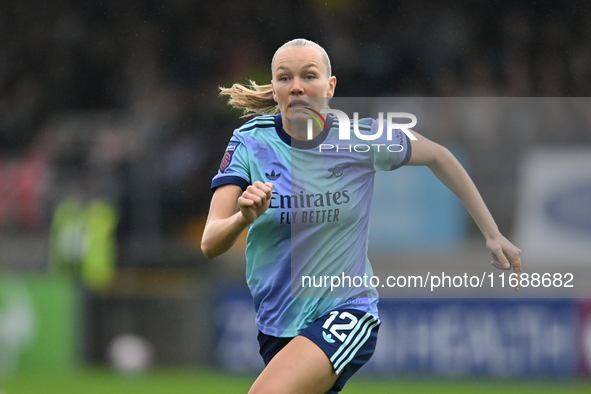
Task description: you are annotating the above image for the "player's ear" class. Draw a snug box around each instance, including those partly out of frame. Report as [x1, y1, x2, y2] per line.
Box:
[327, 76, 336, 99]
[271, 80, 278, 103]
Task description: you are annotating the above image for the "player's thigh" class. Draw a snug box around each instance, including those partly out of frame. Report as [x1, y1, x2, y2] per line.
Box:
[248, 335, 338, 394]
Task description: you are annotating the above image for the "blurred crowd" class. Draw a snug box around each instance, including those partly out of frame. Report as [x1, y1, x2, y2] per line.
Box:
[1, 0, 590, 240]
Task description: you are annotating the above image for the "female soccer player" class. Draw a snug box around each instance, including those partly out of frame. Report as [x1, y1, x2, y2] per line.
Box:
[201, 38, 521, 394]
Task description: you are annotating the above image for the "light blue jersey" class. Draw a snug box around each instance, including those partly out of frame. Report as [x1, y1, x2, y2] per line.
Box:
[212, 113, 412, 337]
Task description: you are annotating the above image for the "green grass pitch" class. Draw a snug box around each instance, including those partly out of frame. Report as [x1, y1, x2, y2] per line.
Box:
[1, 368, 589, 394]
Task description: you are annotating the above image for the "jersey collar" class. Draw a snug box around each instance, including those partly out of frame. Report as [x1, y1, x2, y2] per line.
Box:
[274, 113, 333, 149]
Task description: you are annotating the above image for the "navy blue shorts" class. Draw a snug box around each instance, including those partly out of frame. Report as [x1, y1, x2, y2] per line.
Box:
[257, 308, 380, 393]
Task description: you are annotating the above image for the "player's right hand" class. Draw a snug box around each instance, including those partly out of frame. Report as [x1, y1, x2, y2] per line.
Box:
[238, 181, 273, 223]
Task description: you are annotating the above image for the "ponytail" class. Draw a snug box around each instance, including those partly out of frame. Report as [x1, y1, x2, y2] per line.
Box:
[219, 80, 279, 118]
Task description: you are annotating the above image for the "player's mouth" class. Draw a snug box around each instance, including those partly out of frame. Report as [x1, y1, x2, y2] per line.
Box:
[289, 99, 309, 108]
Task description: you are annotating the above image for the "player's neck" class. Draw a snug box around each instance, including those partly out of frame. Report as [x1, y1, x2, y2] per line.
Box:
[282, 118, 322, 141]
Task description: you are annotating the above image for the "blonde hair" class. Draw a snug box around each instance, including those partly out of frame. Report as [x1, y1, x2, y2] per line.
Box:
[219, 39, 332, 118]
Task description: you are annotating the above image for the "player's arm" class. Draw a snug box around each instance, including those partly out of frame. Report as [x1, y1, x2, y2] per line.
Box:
[406, 131, 521, 272]
[201, 181, 273, 259]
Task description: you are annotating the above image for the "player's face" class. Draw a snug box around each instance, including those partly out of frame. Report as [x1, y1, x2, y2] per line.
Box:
[272, 46, 336, 123]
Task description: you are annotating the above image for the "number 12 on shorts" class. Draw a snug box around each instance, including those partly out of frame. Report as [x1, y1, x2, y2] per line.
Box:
[322, 311, 359, 342]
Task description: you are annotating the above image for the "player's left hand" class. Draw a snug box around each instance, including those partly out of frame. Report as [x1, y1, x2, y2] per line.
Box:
[486, 234, 522, 290]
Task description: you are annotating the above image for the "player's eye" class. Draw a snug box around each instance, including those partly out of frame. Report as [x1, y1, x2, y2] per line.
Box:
[278, 76, 289, 82]
[305, 74, 316, 80]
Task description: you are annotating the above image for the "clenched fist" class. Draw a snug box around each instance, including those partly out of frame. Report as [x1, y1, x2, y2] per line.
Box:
[238, 181, 273, 223]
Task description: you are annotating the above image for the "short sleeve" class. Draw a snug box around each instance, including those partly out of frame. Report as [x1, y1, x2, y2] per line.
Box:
[372, 118, 413, 172]
[211, 132, 251, 192]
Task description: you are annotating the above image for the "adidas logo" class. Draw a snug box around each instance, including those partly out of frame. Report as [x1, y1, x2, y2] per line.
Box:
[322, 331, 335, 343]
[265, 170, 281, 181]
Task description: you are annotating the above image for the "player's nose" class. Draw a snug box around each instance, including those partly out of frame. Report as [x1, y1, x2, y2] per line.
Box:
[290, 77, 304, 95]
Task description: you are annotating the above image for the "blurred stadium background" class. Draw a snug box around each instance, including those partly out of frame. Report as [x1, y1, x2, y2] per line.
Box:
[1, 0, 590, 393]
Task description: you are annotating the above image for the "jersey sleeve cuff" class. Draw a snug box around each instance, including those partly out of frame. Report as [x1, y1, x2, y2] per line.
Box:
[390, 133, 413, 170]
[211, 176, 250, 192]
